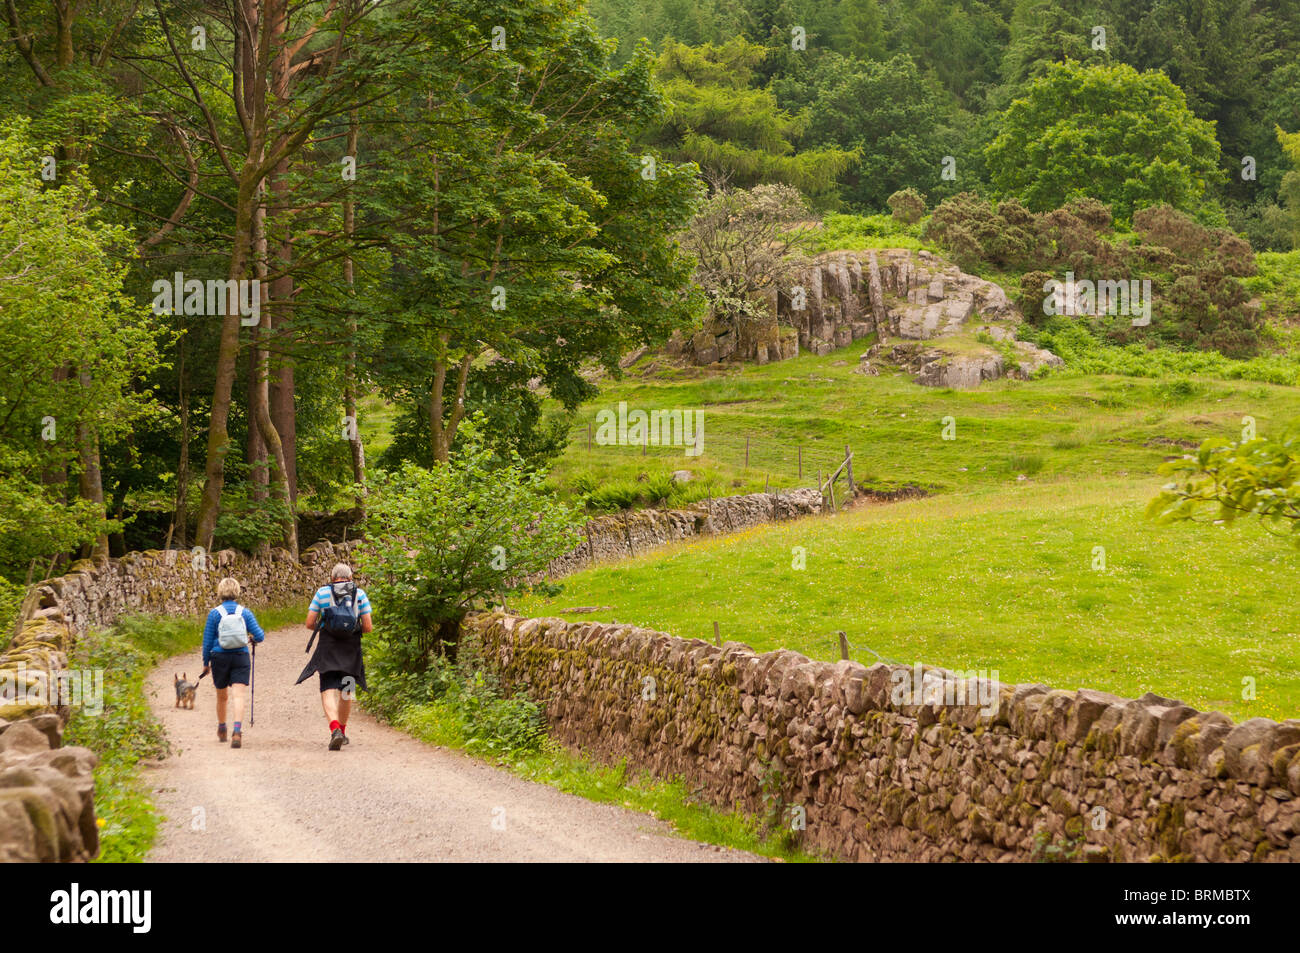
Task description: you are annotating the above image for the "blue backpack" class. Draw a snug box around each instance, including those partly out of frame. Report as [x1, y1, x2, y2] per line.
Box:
[321, 581, 361, 637]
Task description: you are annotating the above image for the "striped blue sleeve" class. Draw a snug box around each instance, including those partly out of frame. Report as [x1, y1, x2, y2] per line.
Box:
[356, 589, 371, 616]
[309, 587, 329, 613]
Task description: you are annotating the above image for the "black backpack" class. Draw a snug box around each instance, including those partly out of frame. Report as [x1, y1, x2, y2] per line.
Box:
[321, 581, 361, 637]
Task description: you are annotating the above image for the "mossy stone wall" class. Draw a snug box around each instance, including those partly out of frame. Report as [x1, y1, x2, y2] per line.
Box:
[472, 611, 1300, 862]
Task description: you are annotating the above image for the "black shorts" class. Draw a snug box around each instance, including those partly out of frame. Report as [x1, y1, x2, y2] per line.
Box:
[210, 652, 251, 689]
[319, 670, 355, 693]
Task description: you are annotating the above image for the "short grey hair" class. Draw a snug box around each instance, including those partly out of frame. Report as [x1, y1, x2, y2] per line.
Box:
[330, 563, 353, 580]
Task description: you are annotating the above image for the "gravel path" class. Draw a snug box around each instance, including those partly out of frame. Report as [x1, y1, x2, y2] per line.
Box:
[142, 626, 761, 862]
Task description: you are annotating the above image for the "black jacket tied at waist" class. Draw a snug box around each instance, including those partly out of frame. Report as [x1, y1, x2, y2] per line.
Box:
[296, 624, 366, 690]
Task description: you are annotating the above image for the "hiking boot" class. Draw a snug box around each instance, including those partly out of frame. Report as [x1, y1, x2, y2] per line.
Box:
[329, 728, 344, 751]
[341, 732, 350, 746]
[217, 726, 227, 743]
[231, 730, 242, 748]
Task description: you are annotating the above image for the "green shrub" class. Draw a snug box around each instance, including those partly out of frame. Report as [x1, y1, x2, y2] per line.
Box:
[809, 212, 925, 253]
[0, 575, 23, 636]
[356, 423, 581, 663]
[1018, 271, 1054, 325]
[213, 484, 292, 552]
[1018, 318, 1300, 385]
[367, 633, 544, 759]
[1150, 378, 1206, 403]
[642, 472, 676, 506]
[585, 480, 645, 512]
[887, 188, 926, 225]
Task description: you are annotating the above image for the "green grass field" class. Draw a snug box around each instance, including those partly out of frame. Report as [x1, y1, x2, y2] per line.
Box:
[546, 340, 1300, 503]
[521, 342, 1300, 722]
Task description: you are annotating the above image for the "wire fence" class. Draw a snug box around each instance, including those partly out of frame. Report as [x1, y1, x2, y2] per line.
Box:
[564, 416, 860, 507]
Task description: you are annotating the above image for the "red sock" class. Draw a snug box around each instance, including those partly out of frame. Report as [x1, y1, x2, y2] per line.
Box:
[340, 724, 346, 734]
[329, 720, 340, 732]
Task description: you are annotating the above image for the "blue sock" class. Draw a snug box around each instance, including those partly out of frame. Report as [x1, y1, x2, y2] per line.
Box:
[233, 722, 242, 732]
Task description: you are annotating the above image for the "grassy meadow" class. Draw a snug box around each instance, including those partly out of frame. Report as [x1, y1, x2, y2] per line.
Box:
[545, 340, 1300, 503]
[518, 341, 1300, 722]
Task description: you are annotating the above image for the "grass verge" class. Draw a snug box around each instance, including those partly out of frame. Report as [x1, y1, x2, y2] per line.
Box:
[64, 615, 193, 863]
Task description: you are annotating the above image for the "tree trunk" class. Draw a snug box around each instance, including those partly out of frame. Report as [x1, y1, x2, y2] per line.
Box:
[246, 341, 269, 502]
[267, 171, 297, 509]
[75, 369, 109, 558]
[343, 113, 365, 498]
[194, 175, 259, 551]
[168, 330, 190, 552]
[429, 352, 472, 464]
[252, 166, 298, 558]
[267, 4, 298, 507]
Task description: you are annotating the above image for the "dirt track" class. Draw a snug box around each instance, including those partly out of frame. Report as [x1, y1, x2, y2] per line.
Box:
[141, 625, 760, 862]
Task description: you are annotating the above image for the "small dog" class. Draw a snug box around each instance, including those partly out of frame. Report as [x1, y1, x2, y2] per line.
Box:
[174, 673, 198, 709]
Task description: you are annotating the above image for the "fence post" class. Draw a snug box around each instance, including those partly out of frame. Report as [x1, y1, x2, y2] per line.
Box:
[587, 424, 592, 453]
[798, 444, 802, 480]
[622, 514, 636, 556]
[713, 621, 721, 647]
[818, 468, 823, 509]
[745, 436, 750, 469]
[837, 631, 850, 660]
[845, 445, 854, 499]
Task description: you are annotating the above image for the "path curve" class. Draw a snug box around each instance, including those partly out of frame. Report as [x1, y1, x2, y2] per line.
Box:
[143, 626, 761, 863]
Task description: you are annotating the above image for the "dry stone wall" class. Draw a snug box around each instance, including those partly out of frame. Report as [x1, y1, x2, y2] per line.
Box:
[541, 490, 823, 579]
[471, 611, 1300, 863]
[16, 540, 359, 638]
[0, 615, 99, 862]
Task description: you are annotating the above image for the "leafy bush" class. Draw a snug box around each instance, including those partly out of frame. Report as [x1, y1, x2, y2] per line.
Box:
[367, 633, 544, 758]
[926, 193, 1264, 357]
[1150, 378, 1206, 403]
[808, 212, 925, 253]
[212, 482, 292, 553]
[1018, 271, 1055, 326]
[1244, 250, 1300, 323]
[356, 422, 582, 664]
[585, 480, 646, 512]
[1018, 319, 1300, 384]
[887, 188, 926, 225]
[923, 192, 1042, 270]
[0, 575, 23, 636]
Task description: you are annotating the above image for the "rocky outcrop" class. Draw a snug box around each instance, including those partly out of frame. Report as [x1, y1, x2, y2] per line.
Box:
[472, 611, 1300, 863]
[678, 249, 1022, 366]
[866, 332, 1064, 391]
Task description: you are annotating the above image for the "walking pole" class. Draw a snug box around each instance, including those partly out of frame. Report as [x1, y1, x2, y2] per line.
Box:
[249, 635, 256, 726]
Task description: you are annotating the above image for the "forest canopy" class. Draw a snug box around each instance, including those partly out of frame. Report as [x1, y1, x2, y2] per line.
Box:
[2, 0, 1299, 586]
